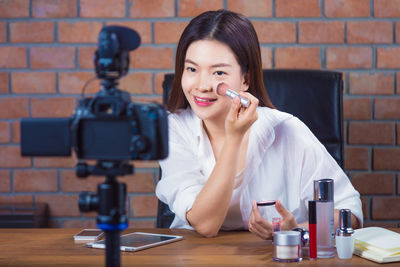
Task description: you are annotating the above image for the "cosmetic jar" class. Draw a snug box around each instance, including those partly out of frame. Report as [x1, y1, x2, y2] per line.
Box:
[272, 231, 302, 262]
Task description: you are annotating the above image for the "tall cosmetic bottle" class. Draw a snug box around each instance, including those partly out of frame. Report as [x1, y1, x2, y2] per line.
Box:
[314, 179, 335, 258]
[336, 209, 354, 259]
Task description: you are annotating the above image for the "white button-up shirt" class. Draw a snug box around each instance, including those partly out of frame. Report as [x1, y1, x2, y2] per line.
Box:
[156, 107, 363, 230]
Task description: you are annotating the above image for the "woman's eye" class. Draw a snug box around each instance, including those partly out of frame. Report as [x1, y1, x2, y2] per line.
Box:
[187, 67, 196, 72]
[215, 71, 226, 76]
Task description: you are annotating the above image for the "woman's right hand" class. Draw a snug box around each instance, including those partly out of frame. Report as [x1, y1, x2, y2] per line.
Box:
[225, 92, 259, 139]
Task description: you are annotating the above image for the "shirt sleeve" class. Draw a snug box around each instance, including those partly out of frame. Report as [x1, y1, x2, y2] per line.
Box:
[292, 118, 364, 227]
[155, 114, 205, 226]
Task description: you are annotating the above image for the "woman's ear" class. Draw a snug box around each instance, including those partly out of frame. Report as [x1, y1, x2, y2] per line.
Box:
[241, 72, 250, 92]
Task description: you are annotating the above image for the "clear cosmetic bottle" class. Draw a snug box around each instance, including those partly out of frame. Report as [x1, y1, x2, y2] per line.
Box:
[314, 179, 335, 258]
[336, 209, 354, 259]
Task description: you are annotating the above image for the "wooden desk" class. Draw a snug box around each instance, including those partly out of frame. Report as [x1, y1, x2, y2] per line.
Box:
[0, 228, 397, 266]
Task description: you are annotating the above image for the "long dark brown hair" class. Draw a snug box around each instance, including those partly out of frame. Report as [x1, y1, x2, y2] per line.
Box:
[167, 9, 274, 112]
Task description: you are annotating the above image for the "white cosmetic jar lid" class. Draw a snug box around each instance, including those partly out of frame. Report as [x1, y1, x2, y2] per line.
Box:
[274, 231, 301, 246]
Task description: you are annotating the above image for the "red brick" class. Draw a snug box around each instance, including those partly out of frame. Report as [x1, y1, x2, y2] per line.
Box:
[130, 220, 155, 228]
[344, 147, 369, 170]
[325, 0, 370, 17]
[154, 21, 188, 44]
[260, 46, 272, 69]
[130, 0, 174, 18]
[61, 171, 155, 193]
[78, 46, 97, 69]
[299, 21, 344, 44]
[131, 160, 159, 169]
[372, 197, 400, 219]
[0, 146, 30, 167]
[349, 72, 394, 95]
[31, 47, 75, 69]
[0, 0, 29, 18]
[33, 0, 77, 18]
[374, 0, 400, 17]
[349, 122, 395, 145]
[106, 21, 152, 44]
[130, 195, 158, 217]
[12, 121, 20, 143]
[377, 48, 400, 69]
[326, 47, 372, 69]
[227, 0, 272, 17]
[348, 21, 393, 44]
[275, 47, 321, 69]
[12, 72, 56, 94]
[0, 170, 10, 192]
[374, 148, 400, 170]
[61, 170, 98, 192]
[398, 73, 400, 94]
[130, 47, 173, 69]
[0, 122, 10, 143]
[155, 72, 168, 96]
[33, 157, 76, 168]
[59, 72, 100, 94]
[0, 22, 6, 43]
[61, 220, 96, 228]
[58, 22, 103, 43]
[252, 21, 296, 43]
[374, 98, 400, 119]
[276, 0, 320, 17]
[132, 96, 162, 105]
[14, 170, 58, 192]
[0, 97, 29, 119]
[397, 124, 400, 145]
[178, 0, 223, 17]
[10, 22, 54, 43]
[81, 0, 125, 18]
[36, 195, 80, 217]
[125, 172, 155, 193]
[31, 97, 75, 117]
[119, 72, 153, 95]
[0, 47, 27, 68]
[344, 98, 372, 121]
[0, 195, 33, 203]
[352, 173, 395, 195]
[0, 73, 8, 94]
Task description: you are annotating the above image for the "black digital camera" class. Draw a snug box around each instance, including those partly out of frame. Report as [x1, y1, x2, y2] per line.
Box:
[20, 25, 168, 162]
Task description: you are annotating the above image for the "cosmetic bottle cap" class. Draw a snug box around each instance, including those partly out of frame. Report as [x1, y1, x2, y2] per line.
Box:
[313, 179, 334, 202]
[336, 209, 354, 236]
[274, 231, 301, 246]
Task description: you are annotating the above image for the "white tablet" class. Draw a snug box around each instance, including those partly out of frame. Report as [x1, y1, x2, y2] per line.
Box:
[86, 232, 183, 252]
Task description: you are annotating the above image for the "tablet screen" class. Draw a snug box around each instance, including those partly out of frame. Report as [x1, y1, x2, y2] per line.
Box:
[88, 232, 183, 251]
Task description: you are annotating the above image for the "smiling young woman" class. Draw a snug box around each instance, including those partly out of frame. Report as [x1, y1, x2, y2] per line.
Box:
[156, 10, 362, 239]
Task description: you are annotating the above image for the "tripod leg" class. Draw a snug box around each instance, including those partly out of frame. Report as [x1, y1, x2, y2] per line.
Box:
[105, 230, 121, 267]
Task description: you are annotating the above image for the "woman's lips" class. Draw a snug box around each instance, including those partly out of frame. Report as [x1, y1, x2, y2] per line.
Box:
[193, 96, 217, 106]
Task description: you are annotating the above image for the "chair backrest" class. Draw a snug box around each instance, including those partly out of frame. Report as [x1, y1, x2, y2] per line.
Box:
[157, 69, 344, 228]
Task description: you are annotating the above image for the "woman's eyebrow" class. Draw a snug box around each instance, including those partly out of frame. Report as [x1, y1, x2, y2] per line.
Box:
[184, 59, 198, 65]
[184, 59, 232, 68]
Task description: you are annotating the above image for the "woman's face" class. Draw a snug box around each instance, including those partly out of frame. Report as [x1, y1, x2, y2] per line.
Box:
[181, 39, 249, 122]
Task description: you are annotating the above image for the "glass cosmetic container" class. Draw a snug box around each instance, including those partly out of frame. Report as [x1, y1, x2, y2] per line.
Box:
[273, 231, 302, 262]
[336, 209, 354, 259]
[314, 179, 335, 258]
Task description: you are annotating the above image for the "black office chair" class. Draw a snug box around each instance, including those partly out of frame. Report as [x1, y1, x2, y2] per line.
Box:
[157, 69, 344, 228]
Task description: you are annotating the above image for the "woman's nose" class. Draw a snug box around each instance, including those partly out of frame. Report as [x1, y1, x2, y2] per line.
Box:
[198, 74, 213, 92]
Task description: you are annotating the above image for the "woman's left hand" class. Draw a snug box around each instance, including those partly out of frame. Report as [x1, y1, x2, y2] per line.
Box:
[248, 200, 298, 240]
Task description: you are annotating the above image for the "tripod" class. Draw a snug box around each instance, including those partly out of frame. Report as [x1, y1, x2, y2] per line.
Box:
[78, 160, 134, 267]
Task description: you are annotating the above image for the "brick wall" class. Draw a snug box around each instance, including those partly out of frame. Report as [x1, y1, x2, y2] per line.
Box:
[0, 0, 399, 228]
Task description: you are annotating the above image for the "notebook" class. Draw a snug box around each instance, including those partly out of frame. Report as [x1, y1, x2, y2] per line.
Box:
[353, 227, 400, 263]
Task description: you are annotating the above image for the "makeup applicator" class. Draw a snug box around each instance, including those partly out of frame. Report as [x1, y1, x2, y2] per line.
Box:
[216, 83, 250, 107]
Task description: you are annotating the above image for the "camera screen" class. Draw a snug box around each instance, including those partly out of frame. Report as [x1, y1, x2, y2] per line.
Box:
[79, 119, 131, 160]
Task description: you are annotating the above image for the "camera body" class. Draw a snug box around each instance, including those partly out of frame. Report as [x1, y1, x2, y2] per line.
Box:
[21, 25, 168, 162]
